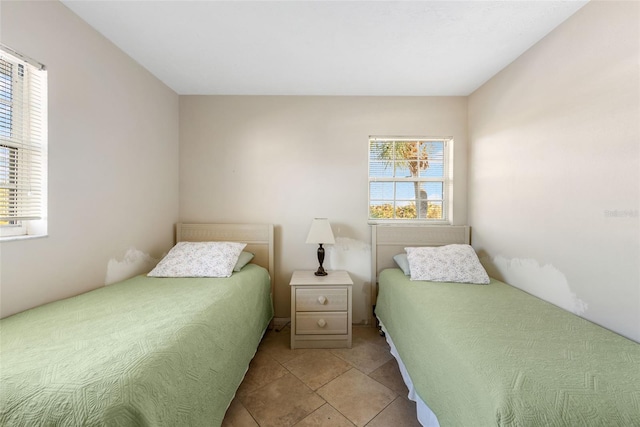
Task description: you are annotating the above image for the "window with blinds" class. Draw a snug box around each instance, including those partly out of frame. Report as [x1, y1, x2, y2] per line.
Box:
[368, 137, 452, 222]
[0, 45, 47, 238]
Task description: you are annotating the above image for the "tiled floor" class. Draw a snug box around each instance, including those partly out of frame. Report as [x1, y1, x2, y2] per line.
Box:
[222, 325, 421, 427]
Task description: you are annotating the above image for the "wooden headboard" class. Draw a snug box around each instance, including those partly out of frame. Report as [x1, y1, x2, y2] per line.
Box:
[176, 223, 275, 296]
[371, 224, 470, 308]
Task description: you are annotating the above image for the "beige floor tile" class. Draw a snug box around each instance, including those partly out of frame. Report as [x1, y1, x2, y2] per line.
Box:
[330, 339, 393, 374]
[352, 326, 387, 347]
[317, 368, 397, 427]
[228, 325, 421, 427]
[284, 350, 352, 390]
[259, 327, 309, 364]
[368, 358, 408, 396]
[294, 403, 355, 427]
[236, 351, 289, 400]
[221, 399, 259, 427]
[241, 373, 325, 427]
[365, 396, 421, 427]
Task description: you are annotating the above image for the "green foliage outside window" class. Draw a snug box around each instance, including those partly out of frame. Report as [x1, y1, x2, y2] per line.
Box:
[369, 202, 443, 220]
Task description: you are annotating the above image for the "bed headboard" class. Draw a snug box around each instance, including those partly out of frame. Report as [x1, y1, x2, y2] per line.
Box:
[371, 224, 470, 308]
[176, 223, 275, 295]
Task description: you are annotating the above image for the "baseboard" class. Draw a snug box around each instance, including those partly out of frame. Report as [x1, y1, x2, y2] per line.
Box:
[273, 317, 291, 329]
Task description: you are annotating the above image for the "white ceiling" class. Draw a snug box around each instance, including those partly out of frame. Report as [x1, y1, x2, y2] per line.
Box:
[60, 0, 588, 96]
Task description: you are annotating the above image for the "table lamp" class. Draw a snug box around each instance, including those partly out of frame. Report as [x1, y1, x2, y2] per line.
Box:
[305, 218, 335, 276]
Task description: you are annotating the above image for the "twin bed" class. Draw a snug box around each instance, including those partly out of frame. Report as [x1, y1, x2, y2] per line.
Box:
[372, 225, 640, 426]
[1, 223, 274, 426]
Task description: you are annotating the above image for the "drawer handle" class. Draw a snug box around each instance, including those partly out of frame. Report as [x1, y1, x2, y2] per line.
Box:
[317, 296, 327, 305]
[317, 318, 327, 328]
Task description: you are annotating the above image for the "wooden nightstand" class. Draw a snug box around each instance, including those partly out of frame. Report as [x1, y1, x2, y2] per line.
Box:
[290, 270, 353, 349]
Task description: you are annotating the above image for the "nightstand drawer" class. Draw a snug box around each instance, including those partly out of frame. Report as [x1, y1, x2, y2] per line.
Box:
[296, 288, 348, 311]
[295, 312, 348, 335]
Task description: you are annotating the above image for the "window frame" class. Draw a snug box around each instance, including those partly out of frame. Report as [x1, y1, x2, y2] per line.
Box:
[368, 136, 453, 224]
[0, 45, 47, 240]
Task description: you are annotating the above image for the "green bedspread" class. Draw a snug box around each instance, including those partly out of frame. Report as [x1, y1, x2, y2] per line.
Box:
[375, 268, 640, 427]
[0, 264, 273, 426]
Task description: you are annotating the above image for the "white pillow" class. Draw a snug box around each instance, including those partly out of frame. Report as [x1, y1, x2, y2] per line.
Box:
[148, 241, 247, 278]
[234, 251, 255, 272]
[393, 253, 411, 275]
[405, 244, 490, 284]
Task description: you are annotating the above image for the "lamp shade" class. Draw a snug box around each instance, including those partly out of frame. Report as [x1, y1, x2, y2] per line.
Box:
[305, 218, 335, 244]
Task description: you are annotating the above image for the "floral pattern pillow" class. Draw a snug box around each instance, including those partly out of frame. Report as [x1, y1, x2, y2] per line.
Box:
[405, 244, 490, 284]
[148, 241, 247, 278]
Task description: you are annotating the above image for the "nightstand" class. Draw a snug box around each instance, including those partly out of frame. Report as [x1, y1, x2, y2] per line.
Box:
[290, 270, 353, 349]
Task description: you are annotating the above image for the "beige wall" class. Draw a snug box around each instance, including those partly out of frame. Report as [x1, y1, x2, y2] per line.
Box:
[0, 1, 180, 317]
[4, 0, 636, 344]
[180, 96, 468, 322]
[468, 1, 639, 342]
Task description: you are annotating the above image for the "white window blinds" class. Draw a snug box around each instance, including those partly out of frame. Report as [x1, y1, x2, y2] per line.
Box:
[0, 45, 47, 223]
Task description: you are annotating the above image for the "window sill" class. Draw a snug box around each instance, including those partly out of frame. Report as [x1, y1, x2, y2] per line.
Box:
[0, 234, 48, 243]
[367, 220, 452, 226]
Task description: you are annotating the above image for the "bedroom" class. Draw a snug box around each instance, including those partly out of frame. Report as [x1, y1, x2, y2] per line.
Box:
[0, 0, 638, 425]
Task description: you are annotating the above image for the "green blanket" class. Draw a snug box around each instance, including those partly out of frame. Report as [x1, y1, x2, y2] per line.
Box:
[0, 264, 273, 426]
[375, 268, 640, 426]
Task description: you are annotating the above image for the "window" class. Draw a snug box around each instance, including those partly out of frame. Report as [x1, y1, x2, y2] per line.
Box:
[0, 45, 47, 239]
[368, 137, 452, 222]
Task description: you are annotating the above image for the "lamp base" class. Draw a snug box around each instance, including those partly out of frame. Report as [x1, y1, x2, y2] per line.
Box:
[315, 244, 328, 276]
[314, 267, 328, 276]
